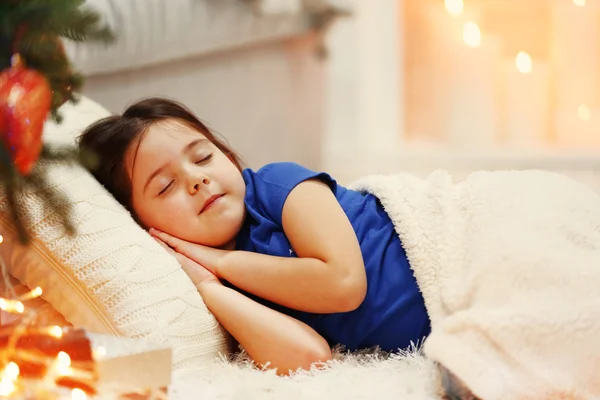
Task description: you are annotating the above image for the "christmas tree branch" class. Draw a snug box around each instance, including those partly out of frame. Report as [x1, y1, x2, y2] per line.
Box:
[40, 144, 99, 172]
[24, 171, 76, 238]
[0, 143, 99, 244]
[5, 179, 28, 244]
[0, 143, 28, 244]
[59, 9, 114, 43]
[0, 0, 112, 244]
[5, 0, 114, 120]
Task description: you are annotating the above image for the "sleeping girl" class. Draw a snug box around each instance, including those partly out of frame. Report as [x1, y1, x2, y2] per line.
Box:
[78, 97, 430, 372]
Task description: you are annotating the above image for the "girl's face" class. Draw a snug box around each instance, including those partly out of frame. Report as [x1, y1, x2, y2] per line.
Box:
[126, 119, 246, 248]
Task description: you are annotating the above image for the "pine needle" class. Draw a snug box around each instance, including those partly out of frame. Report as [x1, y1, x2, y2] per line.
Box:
[0, 0, 113, 243]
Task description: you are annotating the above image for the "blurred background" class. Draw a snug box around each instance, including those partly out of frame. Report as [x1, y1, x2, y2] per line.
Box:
[65, 0, 600, 190]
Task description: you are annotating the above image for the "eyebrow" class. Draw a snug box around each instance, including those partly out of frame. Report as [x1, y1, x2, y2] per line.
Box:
[143, 138, 207, 194]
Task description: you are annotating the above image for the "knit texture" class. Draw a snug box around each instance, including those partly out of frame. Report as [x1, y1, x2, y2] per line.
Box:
[1, 97, 231, 372]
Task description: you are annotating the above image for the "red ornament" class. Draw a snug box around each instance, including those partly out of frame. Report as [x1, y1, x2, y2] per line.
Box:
[0, 55, 51, 175]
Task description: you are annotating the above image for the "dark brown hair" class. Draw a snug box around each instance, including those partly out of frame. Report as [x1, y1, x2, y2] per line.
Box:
[77, 97, 242, 213]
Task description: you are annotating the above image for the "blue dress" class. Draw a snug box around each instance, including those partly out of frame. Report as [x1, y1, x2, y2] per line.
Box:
[231, 162, 430, 352]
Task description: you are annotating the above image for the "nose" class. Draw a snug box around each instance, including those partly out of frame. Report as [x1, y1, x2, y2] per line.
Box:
[189, 174, 210, 194]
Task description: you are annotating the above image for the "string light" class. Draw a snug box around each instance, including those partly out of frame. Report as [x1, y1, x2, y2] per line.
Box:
[92, 346, 107, 359]
[0, 286, 42, 314]
[0, 362, 19, 396]
[516, 52, 533, 74]
[445, 0, 463, 15]
[0, 375, 16, 396]
[55, 351, 72, 376]
[18, 286, 42, 301]
[578, 104, 591, 121]
[463, 22, 482, 47]
[0, 299, 24, 314]
[3, 363, 19, 381]
[72, 388, 87, 400]
[0, 270, 99, 398]
[48, 325, 64, 338]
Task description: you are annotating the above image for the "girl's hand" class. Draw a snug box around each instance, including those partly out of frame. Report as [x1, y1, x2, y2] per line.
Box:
[150, 228, 230, 276]
[153, 236, 220, 287]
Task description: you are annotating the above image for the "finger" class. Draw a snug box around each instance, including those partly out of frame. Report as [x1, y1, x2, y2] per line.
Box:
[149, 228, 199, 260]
[153, 236, 167, 248]
[153, 237, 175, 255]
[174, 253, 203, 275]
[174, 253, 192, 265]
[149, 228, 180, 247]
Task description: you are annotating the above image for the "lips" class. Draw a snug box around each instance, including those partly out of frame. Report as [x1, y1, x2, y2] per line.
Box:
[200, 194, 224, 214]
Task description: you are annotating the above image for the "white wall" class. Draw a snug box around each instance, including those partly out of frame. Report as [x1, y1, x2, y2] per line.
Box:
[82, 35, 326, 171]
[324, 0, 404, 157]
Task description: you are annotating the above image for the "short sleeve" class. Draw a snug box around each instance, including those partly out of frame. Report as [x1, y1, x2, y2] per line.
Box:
[242, 162, 337, 227]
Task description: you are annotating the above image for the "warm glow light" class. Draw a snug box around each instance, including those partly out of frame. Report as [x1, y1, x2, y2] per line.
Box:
[57, 351, 71, 367]
[0, 299, 25, 314]
[0, 379, 15, 396]
[445, 0, 463, 15]
[578, 104, 591, 121]
[55, 351, 72, 376]
[4, 363, 19, 380]
[516, 52, 533, 74]
[0, 235, 4, 244]
[0, 362, 19, 396]
[463, 22, 481, 47]
[72, 388, 87, 400]
[48, 325, 63, 338]
[573, 0, 586, 6]
[17, 287, 43, 302]
[93, 346, 107, 359]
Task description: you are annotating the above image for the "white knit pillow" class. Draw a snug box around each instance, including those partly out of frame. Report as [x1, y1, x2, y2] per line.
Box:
[0, 97, 231, 372]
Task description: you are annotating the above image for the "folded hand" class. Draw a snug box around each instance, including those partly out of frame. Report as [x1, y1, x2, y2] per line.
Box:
[153, 236, 219, 287]
[149, 228, 230, 276]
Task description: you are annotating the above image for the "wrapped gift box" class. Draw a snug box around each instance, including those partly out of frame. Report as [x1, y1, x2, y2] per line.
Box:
[0, 325, 172, 399]
[90, 333, 172, 399]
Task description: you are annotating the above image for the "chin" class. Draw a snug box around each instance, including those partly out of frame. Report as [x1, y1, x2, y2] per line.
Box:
[209, 230, 239, 248]
[185, 225, 236, 248]
[198, 235, 235, 249]
[205, 218, 244, 248]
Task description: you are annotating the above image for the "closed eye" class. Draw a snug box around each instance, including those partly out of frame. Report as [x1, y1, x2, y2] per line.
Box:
[195, 153, 213, 164]
[158, 180, 174, 196]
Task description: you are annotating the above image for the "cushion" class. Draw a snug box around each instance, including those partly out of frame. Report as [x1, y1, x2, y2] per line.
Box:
[0, 96, 231, 372]
[0, 275, 71, 327]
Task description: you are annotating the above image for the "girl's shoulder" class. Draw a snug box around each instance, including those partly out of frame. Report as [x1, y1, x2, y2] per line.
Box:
[242, 162, 339, 226]
[242, 162, 337, 191]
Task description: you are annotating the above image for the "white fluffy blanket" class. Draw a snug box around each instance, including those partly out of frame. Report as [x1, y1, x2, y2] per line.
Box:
[350, 169, 600, 400]
[170, 169, 600, 400]
[171, 347, 440, 400]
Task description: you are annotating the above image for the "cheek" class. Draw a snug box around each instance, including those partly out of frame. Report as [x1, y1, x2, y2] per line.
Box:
[134, 195, 191, 231]
[221, 165, 245, 194]
[134, 202, 166, 230]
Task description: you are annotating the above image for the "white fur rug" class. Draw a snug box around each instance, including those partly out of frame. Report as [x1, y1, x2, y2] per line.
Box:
[170, 347, 441, 400]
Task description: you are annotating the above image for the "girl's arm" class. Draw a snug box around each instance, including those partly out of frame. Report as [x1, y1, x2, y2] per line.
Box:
[152, 179, 368, 313]
[222, 179, 367, 313]
[197, 280, 332, 375]
[153, 238, 332, 375]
